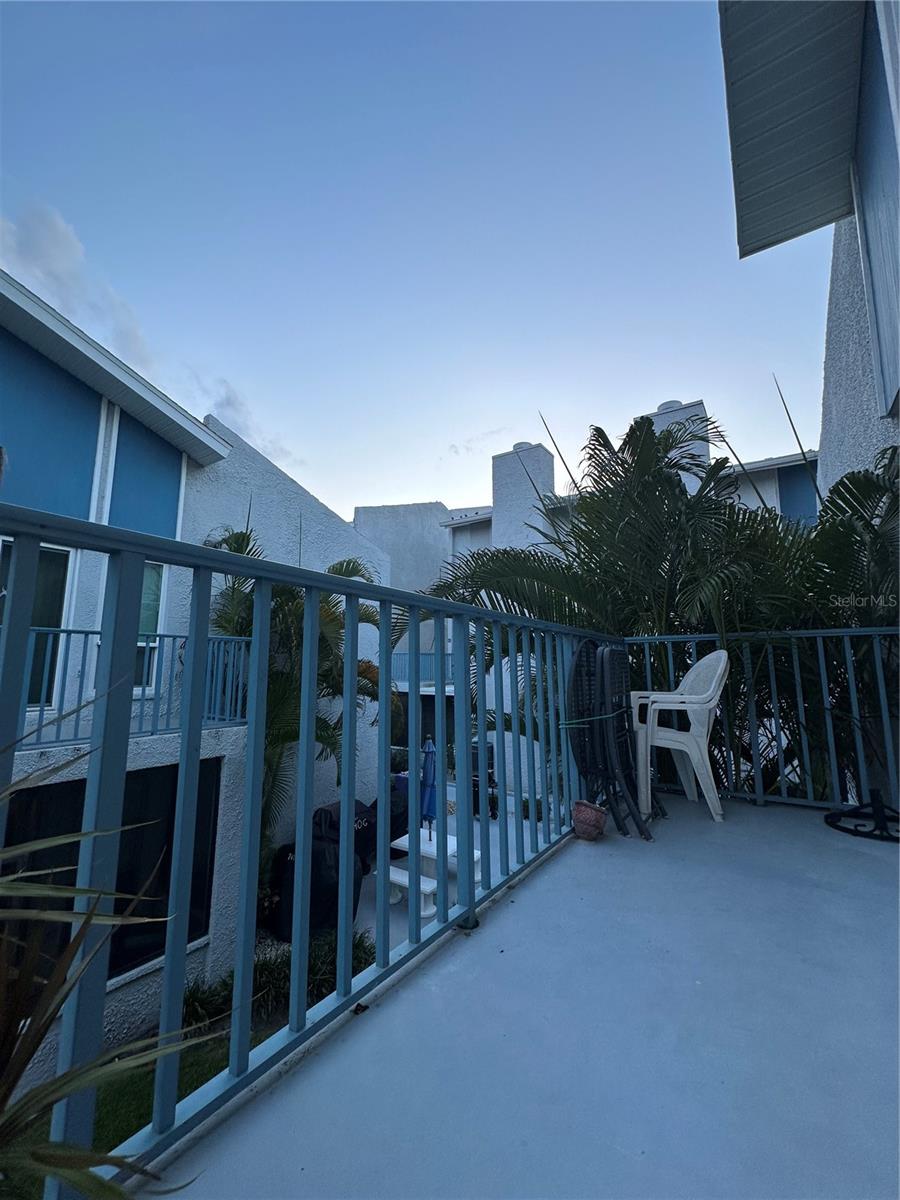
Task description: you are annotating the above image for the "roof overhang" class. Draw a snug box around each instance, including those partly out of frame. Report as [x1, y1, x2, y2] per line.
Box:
[0, 271, 231, 466]
[719, 0, 866, 258]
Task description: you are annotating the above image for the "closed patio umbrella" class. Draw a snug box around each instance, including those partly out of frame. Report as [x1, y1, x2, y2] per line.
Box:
[421, 735, 437, 839]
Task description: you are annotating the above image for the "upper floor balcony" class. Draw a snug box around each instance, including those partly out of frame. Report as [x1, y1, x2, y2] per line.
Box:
[14, 626, 250, 748]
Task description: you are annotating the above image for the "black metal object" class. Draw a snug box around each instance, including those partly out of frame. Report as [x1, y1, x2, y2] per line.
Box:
[565, 639, 655, 839]
[824, 791, 899, 842]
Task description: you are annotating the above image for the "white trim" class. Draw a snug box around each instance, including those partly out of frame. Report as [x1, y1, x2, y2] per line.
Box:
[87, 397, 109, 524]
[175, 452, 187, 540]
[100, 404, 120, 527]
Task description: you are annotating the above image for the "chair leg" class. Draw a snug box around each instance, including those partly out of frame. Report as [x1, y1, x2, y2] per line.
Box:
[672, 749, 699, 804]
[634, 725, 650, 817]
[686, 740, 724, 822]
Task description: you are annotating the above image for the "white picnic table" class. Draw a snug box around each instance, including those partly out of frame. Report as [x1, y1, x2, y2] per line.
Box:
[386, 829, 482, 917]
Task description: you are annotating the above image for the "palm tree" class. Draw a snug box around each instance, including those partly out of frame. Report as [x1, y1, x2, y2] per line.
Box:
[204, 525, 381, 840]
[431, 416, 897, 805]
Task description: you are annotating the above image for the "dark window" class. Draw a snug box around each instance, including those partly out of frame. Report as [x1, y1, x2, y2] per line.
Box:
[0, 542, 69, 705]
[3, 759, 221, 978]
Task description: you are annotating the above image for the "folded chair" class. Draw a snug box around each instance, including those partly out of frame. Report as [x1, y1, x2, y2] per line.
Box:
[631, 649, 729, 822]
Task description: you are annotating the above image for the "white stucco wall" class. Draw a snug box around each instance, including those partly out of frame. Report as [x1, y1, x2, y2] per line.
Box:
[14, 724, 247, 1090]
[734, 467, 780, 511]
[353, 501, 450, 593]
[490, 443, 554, 550]
[818, 217, 899, 494]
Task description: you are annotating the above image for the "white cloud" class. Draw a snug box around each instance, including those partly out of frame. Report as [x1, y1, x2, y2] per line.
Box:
[195, 374, 307, 476]
[1, 202, 307, 480]
[0, 204, 153, 371]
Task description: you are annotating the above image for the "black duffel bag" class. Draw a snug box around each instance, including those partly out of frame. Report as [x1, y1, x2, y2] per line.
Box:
[270, 840, 365, 942]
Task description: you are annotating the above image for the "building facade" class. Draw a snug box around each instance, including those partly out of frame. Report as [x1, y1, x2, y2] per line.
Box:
[0, 270, 387, 1077]
[719, 0, 899, 493]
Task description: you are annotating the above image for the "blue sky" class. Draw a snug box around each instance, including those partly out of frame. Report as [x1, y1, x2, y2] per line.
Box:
[1, 1, 832, 519]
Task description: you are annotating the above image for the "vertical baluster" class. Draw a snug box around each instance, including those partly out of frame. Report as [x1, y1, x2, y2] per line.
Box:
[407, 609, 422, 942]
[434, 617, 450, 922]
[642, 641, 652, 690]
[474, 622, 491, 889]
[336, 596, 359, 994]
[816, 636, 841, 805]
[47, 551, 145, 1180]
[843, 635, 871, 806]
[213, 636, 225, 721]
[534, 632, 551, 846]
[137, 630, 151, 734]
[152, 569, 212, 1134]
[375, 601, 393, 966]
[491, 620, 509, 877]
[522, 630, 538, 854]
[666, 640, 675, 689]
[237, 639, 248, 721]
[790, 638, 814, 803]
[289, 589, 319, 1031]
[73, 633, 89, 745]
[165, 630, 178, 732]
[452, 614, 476, 926]
[872, 634, 898, 807]
[0, 534, 39, 844]
[509, 626, 525, 866]
[34, 630, 55, 744]
[742, 643, 764, 801]
[151, 633, 166, 735]
[55, 627, 72, 741]
[555, 633, 572, 827]
[546, 632, 562, 838]
[228, 580, 272, 1077]
[564, 636, 582, 807]
[19, 633, 36, 743]
[766, 643, 788, 800]
[224, 637, 237, 722]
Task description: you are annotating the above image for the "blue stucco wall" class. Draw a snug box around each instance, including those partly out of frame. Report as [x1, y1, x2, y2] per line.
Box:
[854, 3, 899, 412]
[776, 462, 818, 525]
[108, 410, 182, 537]
[0, 327, 101, 518]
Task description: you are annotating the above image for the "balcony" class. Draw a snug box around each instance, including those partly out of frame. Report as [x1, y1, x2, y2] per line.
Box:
[138, 794, 898, 1200]
[391, 650, 454, 685]
[0, 501, 896, 1200]
[14, 627, 250, 747]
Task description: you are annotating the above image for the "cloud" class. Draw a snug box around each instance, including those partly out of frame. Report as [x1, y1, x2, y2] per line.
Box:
[446, 426, 511, 457]
[1, 204, 153, 371]
[196, 374, 307, 476]
[2, 202, 307, 481]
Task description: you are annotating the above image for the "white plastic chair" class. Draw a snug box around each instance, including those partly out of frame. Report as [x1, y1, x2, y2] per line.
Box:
[630, 649, 729, 822]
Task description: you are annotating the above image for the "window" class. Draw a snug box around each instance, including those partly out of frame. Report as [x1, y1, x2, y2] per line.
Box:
[0, 541, 69, 706]
[2, 758, 222, 979]
[134, 562, 164, 689]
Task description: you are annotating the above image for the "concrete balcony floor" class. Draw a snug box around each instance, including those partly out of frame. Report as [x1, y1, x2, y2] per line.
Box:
[144, 796, 898, 1200]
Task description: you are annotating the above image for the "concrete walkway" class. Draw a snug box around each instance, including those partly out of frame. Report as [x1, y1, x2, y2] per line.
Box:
[146, 798, 898, 1200]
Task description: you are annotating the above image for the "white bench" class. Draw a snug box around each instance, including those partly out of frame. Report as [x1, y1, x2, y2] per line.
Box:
[389, 865, 438, 918]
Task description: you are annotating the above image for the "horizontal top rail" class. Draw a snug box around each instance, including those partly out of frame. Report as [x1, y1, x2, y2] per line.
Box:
[0, 502, 620, 644]
[625, 627, 898, 643]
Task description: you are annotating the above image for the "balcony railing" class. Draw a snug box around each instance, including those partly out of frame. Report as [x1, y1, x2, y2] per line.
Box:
[626, 628, 898, 811]
[0, 501, 611, 1191]
[391, 650, 454, 684]
[13, 626, 250, 747]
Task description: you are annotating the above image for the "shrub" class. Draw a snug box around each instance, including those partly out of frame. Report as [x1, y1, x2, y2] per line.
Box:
[183, 930, 377, 1032]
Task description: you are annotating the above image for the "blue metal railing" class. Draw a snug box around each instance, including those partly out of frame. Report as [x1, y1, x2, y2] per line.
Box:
[625, 628, 899, 810]
[13, 627, 250, 747]
[0, 502, 613, 1191]
[391, 650, 454, 684]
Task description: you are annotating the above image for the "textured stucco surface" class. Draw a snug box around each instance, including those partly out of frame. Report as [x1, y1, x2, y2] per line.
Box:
[15, 725, 247, 1090]
[139, 797, 898, 1200]
[353, 501, 450, 592]
[818, 218, 898, 494]
[490, 442, 553, 549]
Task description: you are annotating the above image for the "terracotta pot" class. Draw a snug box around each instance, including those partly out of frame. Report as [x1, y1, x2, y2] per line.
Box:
[573, 800, 607, 840]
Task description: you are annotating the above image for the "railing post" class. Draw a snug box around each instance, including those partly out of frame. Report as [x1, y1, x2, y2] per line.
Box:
[434, 617, 450, 920]
[289, 588, 320, 1030]
[376, 601, 393, 966]
[152, 568, 212, 1135]
[491, 620, 509, 877]
[452, 614, 476, 928]
[474, 622, 491, 888]
[407, 609, 422, 943]
[228, 580, 271, 1077]
[46, 550, 145, 1196]
[0, 533, 39, 845]
[337, 596, 359, 993]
